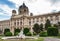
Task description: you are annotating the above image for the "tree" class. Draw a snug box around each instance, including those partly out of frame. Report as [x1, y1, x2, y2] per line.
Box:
[4, 28, 10, 34]
[14, 28, 20, 36]
[33, 23, 40, 34]
[23, 28, 30, 35]
[45, 19, 51, 30]
[58, 22, 60, 26]
[0, 30, 2, 34]
[58, 22, 60, 29]
[40, 23, 43, 31]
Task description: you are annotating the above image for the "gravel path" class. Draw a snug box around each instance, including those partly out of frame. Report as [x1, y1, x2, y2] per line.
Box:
[44, 37, 60, 41]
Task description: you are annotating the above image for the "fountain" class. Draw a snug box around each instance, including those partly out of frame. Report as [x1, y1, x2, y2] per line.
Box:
[1, 28, 38, 39]
[1, 15, 38, 39]
[1, 27, 25, 39]
[1, 30, 38, 39]
[17, 29, 25, 39]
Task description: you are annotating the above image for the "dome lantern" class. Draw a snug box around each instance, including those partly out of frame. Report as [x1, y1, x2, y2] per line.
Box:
[12, 10, 16, 16]
[18, 3, 29, 15]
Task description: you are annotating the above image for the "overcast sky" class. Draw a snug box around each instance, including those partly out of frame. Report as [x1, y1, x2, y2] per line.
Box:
[0, 0, 60, 21]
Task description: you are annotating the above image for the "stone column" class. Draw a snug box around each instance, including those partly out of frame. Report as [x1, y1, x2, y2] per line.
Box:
[10, 20, 14, 35]
[10, 26, 14, 35]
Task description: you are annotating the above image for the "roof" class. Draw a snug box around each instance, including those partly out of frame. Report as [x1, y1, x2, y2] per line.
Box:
[11, 12, 60, 19]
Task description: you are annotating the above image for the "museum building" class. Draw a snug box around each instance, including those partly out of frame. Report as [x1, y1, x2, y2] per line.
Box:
[0, 3, 60, 34]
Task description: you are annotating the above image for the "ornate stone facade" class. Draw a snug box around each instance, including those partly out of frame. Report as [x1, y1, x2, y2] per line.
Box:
[0, 3, 60, 34]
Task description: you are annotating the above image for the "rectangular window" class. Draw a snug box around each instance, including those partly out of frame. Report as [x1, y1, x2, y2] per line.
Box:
[40, 17, 43, 22]
[20, 22, 22, 25]
[17, 22, 19, 26]
[29, 21, 31, 25]
[50, 16, 53, 21]
[37, 18, 39, 22]
[29, 19, 31, 25]
[33, 18, 35, 23]
[55, 16, 59, 21]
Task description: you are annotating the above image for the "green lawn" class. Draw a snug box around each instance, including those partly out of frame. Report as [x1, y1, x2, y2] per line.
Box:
[0, 37, 44, 41]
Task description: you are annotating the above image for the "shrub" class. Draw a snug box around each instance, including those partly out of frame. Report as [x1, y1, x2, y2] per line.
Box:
[58, 33, 60, 36]
[33, 32, 37, 35]
[26, 32, 32, 36]
[39, 31, 47, 37]
[5, 32, 12, 36]
[23, 28, 29, 35]
[47, 27, 59, 36]
[14, 32, 19, 36]
[53, 24, 58, 27]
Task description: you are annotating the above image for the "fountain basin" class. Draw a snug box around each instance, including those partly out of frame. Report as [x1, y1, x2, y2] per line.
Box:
[1, 36, 38, 40]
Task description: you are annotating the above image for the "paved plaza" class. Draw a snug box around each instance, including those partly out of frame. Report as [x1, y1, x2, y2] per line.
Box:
[44, 37, 60, 41]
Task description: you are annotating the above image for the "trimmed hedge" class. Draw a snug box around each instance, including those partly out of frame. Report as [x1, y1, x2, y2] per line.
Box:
[5, 32, 12, 36]
[14, 32, 19, 36]
[39, 31, 47, 37]
[47, 27, 59, 36]
[26, 32, 32, 36]
[33, 32, 37, 35]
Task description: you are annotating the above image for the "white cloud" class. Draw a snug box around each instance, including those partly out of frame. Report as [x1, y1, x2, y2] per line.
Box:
[9, 0, 52, 15]
[0, 0, 60, 21]
[0, 4, 14, 21]
[0, 4, 14, 16]
[0, 18, 10, 21]
[8, 0, 60, 15]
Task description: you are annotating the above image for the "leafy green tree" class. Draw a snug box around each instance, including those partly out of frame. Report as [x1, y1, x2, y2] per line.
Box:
[45, 19, 51, 30]
[4, 28, 10, 34]
[33, 23, 40, 34]
[58, 22, 60, 26]
[23, 28, 30, 35]
[40, 23, 43, 31]
[58, 22, 60, 29]
[14, 28, 20, 36]
[0, 30, 2, 34]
